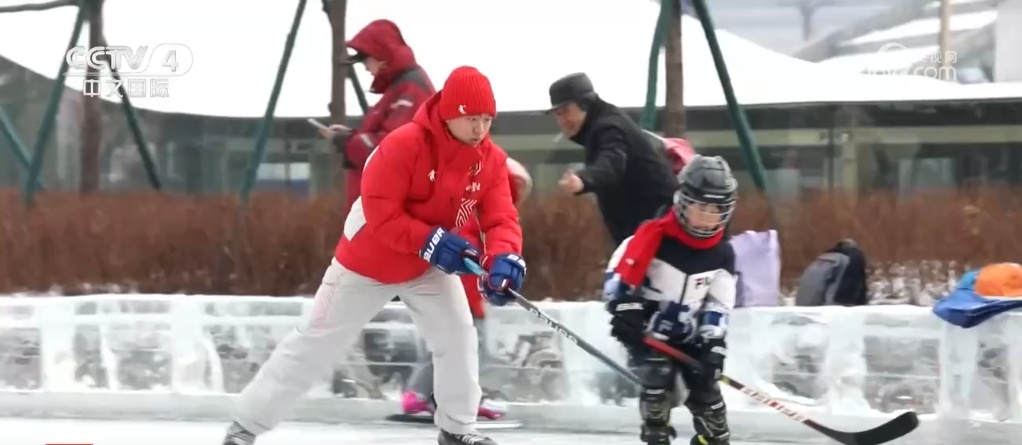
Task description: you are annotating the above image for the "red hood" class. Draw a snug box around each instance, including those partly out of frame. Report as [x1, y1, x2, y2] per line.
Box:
[347, 19, 418, 93]
[413, 92, 494, 150]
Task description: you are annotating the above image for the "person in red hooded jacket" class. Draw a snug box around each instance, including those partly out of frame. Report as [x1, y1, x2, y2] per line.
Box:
[224, 66, 523, 445]
[319, 19, 435, 213]
[399, 158, 532, 421]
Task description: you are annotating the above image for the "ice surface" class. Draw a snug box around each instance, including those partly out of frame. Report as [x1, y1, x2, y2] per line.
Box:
[0, 418, 797, 445]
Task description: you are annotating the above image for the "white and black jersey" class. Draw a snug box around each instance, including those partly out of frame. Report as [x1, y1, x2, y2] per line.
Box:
[604, 225, 737, 341]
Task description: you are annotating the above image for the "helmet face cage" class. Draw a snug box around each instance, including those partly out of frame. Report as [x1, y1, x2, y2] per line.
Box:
[673, 189, 735, 238]
[671, 155, 738, 238]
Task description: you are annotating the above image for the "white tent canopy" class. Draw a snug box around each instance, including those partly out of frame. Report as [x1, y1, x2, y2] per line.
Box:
[1, 0, 1021, 118]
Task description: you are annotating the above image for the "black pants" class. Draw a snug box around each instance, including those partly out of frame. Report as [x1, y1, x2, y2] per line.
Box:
[631, 345, 723, 407]
[630, 344, 730, 444]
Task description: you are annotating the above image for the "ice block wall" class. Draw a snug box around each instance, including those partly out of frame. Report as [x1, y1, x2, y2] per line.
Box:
[1, 295, 1019, 441]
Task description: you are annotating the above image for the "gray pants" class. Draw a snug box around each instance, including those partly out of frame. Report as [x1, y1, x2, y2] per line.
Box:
[407, 317, 488, 397]
[234, 259, 480, 435]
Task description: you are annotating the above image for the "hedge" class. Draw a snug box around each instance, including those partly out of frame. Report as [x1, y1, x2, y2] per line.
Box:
[2, 187, 1019, 300]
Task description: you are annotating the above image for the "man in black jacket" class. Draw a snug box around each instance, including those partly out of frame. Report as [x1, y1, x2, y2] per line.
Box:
[548, 72, 677, 244]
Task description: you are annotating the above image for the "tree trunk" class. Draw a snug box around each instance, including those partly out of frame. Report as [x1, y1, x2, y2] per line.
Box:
[663, 0, 686, 137]
[326, 0, 348, 191]
[800, 3, 815, 41]
[81, 0, 104, 193]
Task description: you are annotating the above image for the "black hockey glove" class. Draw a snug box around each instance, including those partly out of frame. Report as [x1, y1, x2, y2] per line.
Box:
[606, 293, 651, 349]
[693, 337, 727, 382]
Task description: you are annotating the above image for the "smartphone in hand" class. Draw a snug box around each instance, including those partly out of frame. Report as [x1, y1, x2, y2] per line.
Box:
[309, 119, 352, 140]
[307, 118, 330, 131]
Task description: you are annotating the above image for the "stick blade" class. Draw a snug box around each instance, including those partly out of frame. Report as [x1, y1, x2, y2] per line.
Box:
[827, 411, 919, 445]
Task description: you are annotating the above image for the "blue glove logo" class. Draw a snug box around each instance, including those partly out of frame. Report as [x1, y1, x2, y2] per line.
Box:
[650, 303, 698, 344]
[422, 228, 445, 263]
[420, 227, 477, 275]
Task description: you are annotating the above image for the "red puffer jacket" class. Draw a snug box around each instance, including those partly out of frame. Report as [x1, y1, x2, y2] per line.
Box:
[334, 92, 522, 284]
[457, 158, 531, 318]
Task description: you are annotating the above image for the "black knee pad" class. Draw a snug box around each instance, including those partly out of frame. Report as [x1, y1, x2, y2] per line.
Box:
[638, 354, 676, 425]
[684, 380, 724, 408]
[638, 355, 674, 389]
[688, 399, 730, 443]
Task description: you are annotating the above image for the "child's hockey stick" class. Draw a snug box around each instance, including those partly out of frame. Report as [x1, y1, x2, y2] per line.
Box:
[463, 259, 641, 384]
[643, 336, 920, 445]
[463, 260, 918, 444]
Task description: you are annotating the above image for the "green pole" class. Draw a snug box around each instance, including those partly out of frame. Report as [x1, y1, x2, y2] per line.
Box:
[0, 106, 44, 189]
[640, 0, 671, 130]
[239, 0, 308, 205]
[690, 0, 769, 194]
[118, 89, 162, 189]
[23, 3, 87, 207]
[0, 0, 75, 13]
[348, 70, 369, 113]
[101, 42, 162, 190]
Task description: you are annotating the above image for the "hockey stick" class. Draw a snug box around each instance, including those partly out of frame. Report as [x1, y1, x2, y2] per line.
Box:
[461, 261, 917, 444]
[643, 337, 920, 445]
[463, 259, 641, 384]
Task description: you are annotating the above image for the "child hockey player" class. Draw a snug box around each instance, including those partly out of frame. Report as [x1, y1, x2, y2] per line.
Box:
[603, 155, 738, 445]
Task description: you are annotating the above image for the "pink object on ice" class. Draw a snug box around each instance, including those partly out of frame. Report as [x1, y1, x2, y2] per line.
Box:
[401, 390, 433, 415]
[477, 397, 508, 420]
[401, 389, 509, 420]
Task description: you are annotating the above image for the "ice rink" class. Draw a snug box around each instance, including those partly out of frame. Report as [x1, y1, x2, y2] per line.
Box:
[1, 418, 792, 445]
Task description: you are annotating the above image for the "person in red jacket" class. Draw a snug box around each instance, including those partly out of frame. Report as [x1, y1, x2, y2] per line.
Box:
[460, 158, 532, 318]
[224, 66, 524, 445]
[319, 19, 435, 213]
[400, 157, 533, 420]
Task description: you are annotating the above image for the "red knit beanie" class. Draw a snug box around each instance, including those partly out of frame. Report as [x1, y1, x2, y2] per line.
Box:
[438, 66, 496, 120]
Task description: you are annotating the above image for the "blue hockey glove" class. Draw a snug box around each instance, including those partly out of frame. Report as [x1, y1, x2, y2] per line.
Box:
[477, 254, 526, 306]
[647, 302, 699, 346]
[419, 227, 479, 275]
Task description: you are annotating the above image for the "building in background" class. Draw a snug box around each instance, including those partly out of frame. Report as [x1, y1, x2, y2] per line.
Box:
[709, 0, 893, 54]
[791, 0, 1017, 84]
[2, 0, 1022, 199]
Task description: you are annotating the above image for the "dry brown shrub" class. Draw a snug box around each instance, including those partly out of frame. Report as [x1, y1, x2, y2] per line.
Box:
[517, 194, 608, 300]
[0, 190, 345, 296]
[3, 187, 1022, 300]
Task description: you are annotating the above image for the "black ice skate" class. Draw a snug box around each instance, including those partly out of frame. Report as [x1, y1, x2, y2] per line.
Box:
[222, 422, 256, 445]
[438, 429, 497, 445]
[640, 424, 677, 445]
[690, 434, 729, 445]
